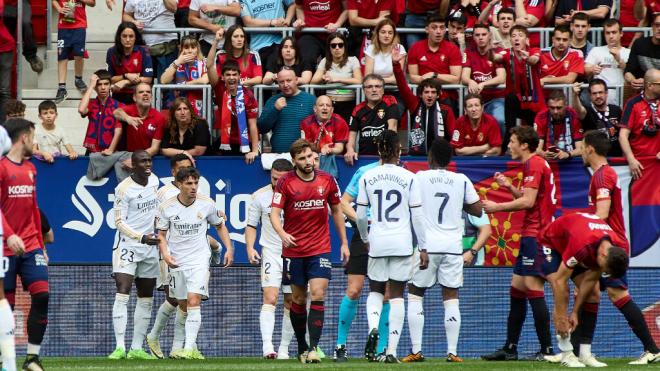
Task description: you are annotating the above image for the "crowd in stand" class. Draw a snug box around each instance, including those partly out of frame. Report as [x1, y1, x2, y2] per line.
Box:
[0, 0, 658, 178]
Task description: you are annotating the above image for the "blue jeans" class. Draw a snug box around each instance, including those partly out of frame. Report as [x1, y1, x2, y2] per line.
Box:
[404, 13, 427, 50]
[483, 97, 505, 139]
[0, 51, 13, 124]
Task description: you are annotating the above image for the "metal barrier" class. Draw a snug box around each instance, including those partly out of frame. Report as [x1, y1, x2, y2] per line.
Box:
[152, 84, 214, 134]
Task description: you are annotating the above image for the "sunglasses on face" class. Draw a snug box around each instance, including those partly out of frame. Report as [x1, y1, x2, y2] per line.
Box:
[330, 42, 345, 49]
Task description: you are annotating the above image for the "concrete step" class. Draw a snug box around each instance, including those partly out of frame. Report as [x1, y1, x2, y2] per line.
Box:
[22, 88, 85, 101]
[35, 68, 108, 89]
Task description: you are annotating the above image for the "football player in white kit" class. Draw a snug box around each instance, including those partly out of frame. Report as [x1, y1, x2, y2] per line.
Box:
[356, 130, 426, 363]
[109, 150, 162, 360]
[157, 167, 233, 360]
[245, 159, 295, 359]
[402, 139, 483, 363]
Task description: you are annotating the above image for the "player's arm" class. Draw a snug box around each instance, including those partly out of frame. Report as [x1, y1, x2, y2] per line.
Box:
[244, 197, 261, 264]
[113, 190, 146, 243]
[484, 186, 538, 213]
[547, 262, 574, 336]
[213, 221, 234, 267]
[594, 198, 612, 221]
[464, 200, 483, 217]
[270, 206, 296, 247]
[340, 193, 357, 222]
[330, 202, 350, 264]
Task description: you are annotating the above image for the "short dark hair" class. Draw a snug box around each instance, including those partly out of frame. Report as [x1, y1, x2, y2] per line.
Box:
[553, 24, 572, 38]
[38, 100, 57, 114]
[497, 7, 516, 20]
[222, 59, 240, 75]
[94, 69, 112, 83]
[289, 138, 312, 159]
[170, 153, 194, 169]
[546, 89, 567, 103]
[4, 99, 26, 117]
[430, 138, 453, 168]
[510, 25, 528, 36]
[3, 118, 35, 143]
[606, 245, 629, 279]
[473, 23, 490, 33]
[175, 166, 200, 183]
[448, 11, 467, 27]
[589, 78, 608, 92]
[571, 12, 590, 23]
[583, 130, 611, 156]
[419, 78, 441, 95]
[272, 158, 293, 172]
[603, 18, 622, 31]
[464, 93, 483, 106]
[510, 126, 539, 152]
[377, 130, 400, 162]
[426, 12, 445, 26]
[363, 74, 385, 86]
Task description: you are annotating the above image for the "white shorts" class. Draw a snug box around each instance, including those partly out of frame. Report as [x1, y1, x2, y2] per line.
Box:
[112, 243, 159, 279]
[0, 256, 6, 279]
[411, 252, 463, 289]
[261, 247, 291, 294]
[367, 255, 415, 282]
[169, 265, 210, 301]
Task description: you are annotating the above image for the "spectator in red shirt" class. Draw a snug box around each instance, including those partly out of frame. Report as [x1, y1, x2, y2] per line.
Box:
[161, 97, 211, 159]
[113, 82, 166, 156]
[451, 93, 502, 155]
[407, 13, 462, 115]
[0, 0, 14, 124]
[446, 12, 470, 59]
[462, 23, 506, 134]
[175, 0, 192, 27]
[638, 0, 660, 26]
[404, 0, 450, 47]
[448, 0, 483, 29]
[539, 25, 585, 87]
[208, 25, 263, 88]
[534, 90, 584, 160]
[106, 22, 154, 104]
[619, 68, 660, 180]
[512, 0, 545, 47]
[347, 0, 392, 68]
[300, 95, 350, 155]
[293, 0, 348, 67]
[78, 69, 123, 155]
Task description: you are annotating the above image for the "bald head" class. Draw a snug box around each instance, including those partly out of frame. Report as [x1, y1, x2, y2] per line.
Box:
[277, 67, 298, 97]
[644, 68, 660, 84]
[645, 69, 660, 99]
[314, 95, 334, 122]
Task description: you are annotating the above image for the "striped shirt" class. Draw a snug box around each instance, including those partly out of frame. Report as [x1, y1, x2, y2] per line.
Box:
[257, 91, 316, 153]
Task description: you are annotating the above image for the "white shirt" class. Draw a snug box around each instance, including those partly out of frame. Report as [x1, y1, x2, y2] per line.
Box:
[316, 56, 360, 98]
[585, 45, 630, 105]
[157, 194, 224, 269]
[35, 125, 69, 155]
[124, 0, 177, 46]
[190, 0, 238, 46]
[113, 173, 160, 246]
[364, 44, 407, 79]
[415, 169, 479, 254]
[246, 184, 282, 252]
[356, 164, 422, 257]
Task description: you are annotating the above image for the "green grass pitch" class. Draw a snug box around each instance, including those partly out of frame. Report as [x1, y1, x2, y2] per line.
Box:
[35, 357, 660, 370]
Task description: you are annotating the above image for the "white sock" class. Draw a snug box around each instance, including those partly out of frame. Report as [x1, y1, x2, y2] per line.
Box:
[26, 343, 41, 356]
[260, 304, 276, 354]
[0, 299, 16, 371]
[112, 293, 129, 349]
[184, 307, 201, 350]
[366, 292, 384, 332]
[172, 308, 187, 352]
[387, 298, 405, 357]
[444, 299, 461, 356]
[130, 297, 153, 350]
[579, 343, 592, 359]
[557, 334, 574, 353]
[407, 294, 424, 354]
[148, 301, 176, 341]
[278, 308, 294, 354]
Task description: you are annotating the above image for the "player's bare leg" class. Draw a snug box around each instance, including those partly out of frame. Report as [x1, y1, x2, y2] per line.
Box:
[335, 274, 364, 362]
[126, 278, 156, 359]
[0, 279, 17, 371]
[403, 284, 426, 363]
[261, 287, 281, 358]
[305, 278, 328, 363]
[289, 284, 310, 363]
[277, 293, 294, 359]
[109, 273, 134, 359]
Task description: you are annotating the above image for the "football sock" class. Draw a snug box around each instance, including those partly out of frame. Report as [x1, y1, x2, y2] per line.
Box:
[407, 295, 424, 354]
[184, 307, 201, 350]
[615, 295, 660, 353]
[260, 304, 276, 354]
[579, 344, 592, 359]
[112, 293, 129, 349]
[131, 297, 153, 350]
[377, 302, 390, 354]
[0, 299, 17, 371]
[387, 298, 404, 357]
[279, 308, 294, 354]
[290, 302, 308, 354]
[172, 308, 187, 352]
[27, 292, 48, 352]
[336, 296, 358, 346]
[366, 292, 384, 331]
[505, 287, 527, 352]
[444, 299, 461, 356]
[149, 301, 176, 341]
[557, 334, 574, 353]
[528, 290, 553, 354]
[307, 301, 325, 350]
[578, 302, 599, 354]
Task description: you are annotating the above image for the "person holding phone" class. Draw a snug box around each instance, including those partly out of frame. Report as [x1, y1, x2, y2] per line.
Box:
[533, 90, 584, 161]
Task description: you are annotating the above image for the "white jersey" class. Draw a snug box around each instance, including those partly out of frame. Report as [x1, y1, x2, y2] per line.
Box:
[157, 182, 180, 203]
[357, 164, 422, 257]
[113, 173, 160, 247]
[156, 195, 224, 270]
[415, 169, 480, 254]
[246, 184, 282, 252]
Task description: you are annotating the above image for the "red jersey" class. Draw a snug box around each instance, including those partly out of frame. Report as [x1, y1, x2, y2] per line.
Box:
[178, 0, 191, 8]
[498, 48, 545, 111]
[215, 51, 263, 81]
[589, 165, 627, 246]
[408, 39, 462, 100]
[463, 47, 506, 101]
[106, 46, 154, 95]
[0, 158, 43, 256]
[619, 0, 638, 46]
[295, 0, 344, 27]
[621, 94, 660, 157]
[272, 170, 341, 258]
[540, 49, 584, 79]
[121, 105, 166, 151]
[521, 154, 556, 237]
[534, 107, 584, 151]
[0, 0, 14, 53]
[56, 0, 88, 29]
[407, 0, 440, 13]
[300, 113, 350, 149]
[645, 0, 660, 23]
[539, 213, 628, 269]
[450, 113, 502, 149]
[216, 88, 259, 142]
[348, 0, 393, 20]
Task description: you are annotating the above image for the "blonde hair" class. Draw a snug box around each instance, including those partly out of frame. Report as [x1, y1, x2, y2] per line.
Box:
[371, 19, 399, 54]
[179, 36, 204, 60]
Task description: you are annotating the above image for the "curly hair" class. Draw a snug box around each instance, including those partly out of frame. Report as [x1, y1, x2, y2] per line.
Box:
[377, 130, 400, 162]
[167, 97, 203, 145]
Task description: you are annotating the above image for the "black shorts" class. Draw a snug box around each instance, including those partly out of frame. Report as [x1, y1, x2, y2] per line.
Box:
[345, 232, 368, 275]
[282, 253, 332, 287]
[57, 28, 86, 60]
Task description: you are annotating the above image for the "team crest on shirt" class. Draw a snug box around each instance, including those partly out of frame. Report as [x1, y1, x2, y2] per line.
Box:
[28, 171, 34, 182]
[440, 55, 446, 62]
[478, 132, 484, 141]
[197, 212, 204, 220]
[563, 61, 569, 70]
[133, 59, 138, 67]
[317, 186, 324, 195]
[377, 109, 385, 119]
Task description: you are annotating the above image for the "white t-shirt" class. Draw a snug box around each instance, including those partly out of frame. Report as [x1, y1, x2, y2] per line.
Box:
[364, 44, 407, 79]
[156, 194, 224, 269]
[415, 169, 479, 254]
[316, 56, 360, 98]
[113, 173, 160, 246]
[246, 184, 282, 252]
[585, 45, 630, 105]
[356, 164, 422, 257]
[190, 0, 239, 46]
[35, 124, 69, 155]
[124, 0, 177, 46]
